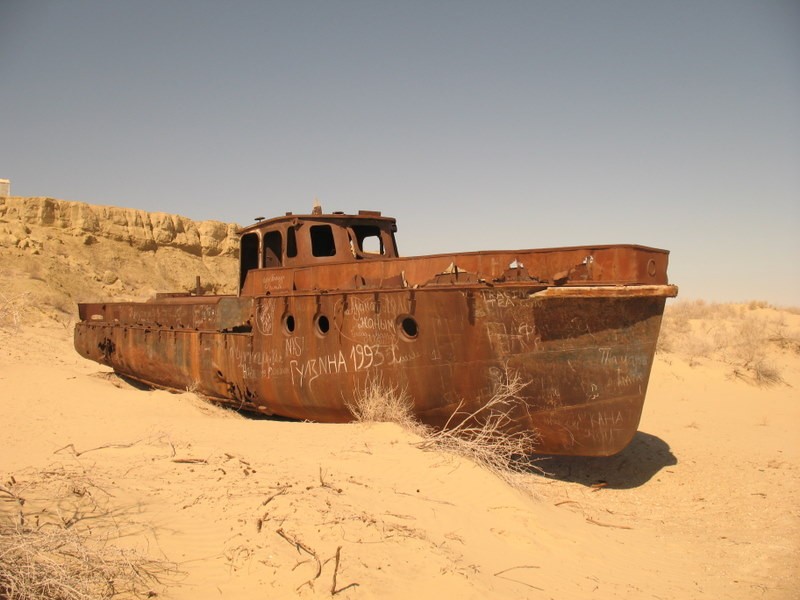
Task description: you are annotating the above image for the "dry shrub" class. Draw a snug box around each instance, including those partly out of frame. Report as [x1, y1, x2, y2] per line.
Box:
[0, 469, 175, 600]
[416, 368, 542, 483]
[346, 378, 424, 433]
[667, 299, 737, 321]
[0, 524, 166, 600]
[658, 300, 793, 386]
[0, 292, 28, 329]
[747, 300, 771, 311]
[347, 370, 542, 486]
[749, 360, 783, 386]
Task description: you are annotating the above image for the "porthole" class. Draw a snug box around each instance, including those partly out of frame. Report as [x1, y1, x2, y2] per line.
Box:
[397, 315, 419, 340]
[283, 314, 296, 334]
[315, 314, 330, 336]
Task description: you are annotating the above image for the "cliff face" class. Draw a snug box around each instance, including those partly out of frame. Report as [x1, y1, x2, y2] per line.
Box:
[0, 197, 241, 325]
[0, 197, 239, 256]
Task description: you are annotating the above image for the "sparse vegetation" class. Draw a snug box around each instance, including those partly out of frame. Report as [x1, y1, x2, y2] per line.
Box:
[416, 368, 543, 483]
[0, 469, 174, 600]
[0, 523, 166, 600]
[0, 292, 28, 329]
[347, 369, 542, 486]
[346, 378, 423, 433]
[657, 300, 800, 386]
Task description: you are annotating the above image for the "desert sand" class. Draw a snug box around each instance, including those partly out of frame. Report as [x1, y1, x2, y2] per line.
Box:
[1, 197, 798, 599]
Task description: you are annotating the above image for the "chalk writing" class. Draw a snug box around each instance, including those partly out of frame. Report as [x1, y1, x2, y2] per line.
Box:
[290, 351, 348, 387]
[228, 345, 271, 380]
[482, 290, 527, 308]
[261, 272, 289, 291]
[285, 336, 304, 357]
[598, 347, 649, 368]
[339, 295, 406, 317]
[486, 321, 541, 355]
[256, 303, 274, 336]
[350, 344, 384, 371]
[193, 305, 216, 328]
[355, 315, 395, 333]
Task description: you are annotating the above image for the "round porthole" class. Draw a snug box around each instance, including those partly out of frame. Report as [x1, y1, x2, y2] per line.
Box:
[397, 315, 419, 340]
[315, 314, 330, 336]
[647, 259, 657, 277]
[283, 314, 296, 334]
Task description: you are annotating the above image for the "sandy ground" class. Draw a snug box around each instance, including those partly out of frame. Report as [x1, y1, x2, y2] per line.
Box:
[1, 310, 799, 600]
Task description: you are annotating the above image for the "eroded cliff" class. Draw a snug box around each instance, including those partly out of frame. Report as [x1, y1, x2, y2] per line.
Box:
[0, 197, 240, 325]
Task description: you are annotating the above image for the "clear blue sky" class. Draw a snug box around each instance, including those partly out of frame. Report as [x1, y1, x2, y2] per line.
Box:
[2, 1, 798, 305]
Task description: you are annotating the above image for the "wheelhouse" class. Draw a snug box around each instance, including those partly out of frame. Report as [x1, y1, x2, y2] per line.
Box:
[238, 209, 399, 290]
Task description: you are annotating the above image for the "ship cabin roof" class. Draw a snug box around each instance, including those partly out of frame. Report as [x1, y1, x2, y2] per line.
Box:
[237, 209, 399, 289]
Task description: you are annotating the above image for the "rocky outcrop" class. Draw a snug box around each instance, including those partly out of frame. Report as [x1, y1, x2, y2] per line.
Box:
[0, 197, 239, 256]
[0, 197, 241, 324]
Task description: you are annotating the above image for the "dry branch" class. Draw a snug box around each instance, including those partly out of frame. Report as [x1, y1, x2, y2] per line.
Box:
[416, 367, 544, 486]
[276, 528, 322, 590]
[345, 377, 425, 434]
[54, 439, 146, 457]
[585, 517, 633, 530]
[348, 368, 544, 491]
[331, 546, 359, 596]
[494, 564, 540, 576]
[0, 470, 176, 600]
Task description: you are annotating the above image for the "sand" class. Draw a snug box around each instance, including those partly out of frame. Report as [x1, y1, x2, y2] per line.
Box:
[1, 303, 798, 600]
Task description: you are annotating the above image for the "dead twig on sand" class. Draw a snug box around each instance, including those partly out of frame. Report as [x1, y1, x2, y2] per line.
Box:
[54, 439, 146, 457]
[493, 565, 543, 591]
[494, 564, 540, 577]
[585, 517, 633, 530]
[261, 487, 289, 506]
[331, 546, 359, 596]
[276, 528, 322, 591]
[554, 499, 579, 507]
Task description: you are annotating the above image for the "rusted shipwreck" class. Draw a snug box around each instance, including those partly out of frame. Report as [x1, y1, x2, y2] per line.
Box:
[74, 207, 677, 456]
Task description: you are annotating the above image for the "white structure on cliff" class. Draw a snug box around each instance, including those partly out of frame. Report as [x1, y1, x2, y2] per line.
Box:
[0, 179, 9, 197]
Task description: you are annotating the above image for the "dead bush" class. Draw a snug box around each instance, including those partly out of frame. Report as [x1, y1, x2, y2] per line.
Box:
[659, 301, 792, 385]
[0, 469, 175, 600]
[346, 371, 542, 485]
[346, 378, 424, 434]
[0, 523, 168, 600]
[750, 359, 783, 386]
[416, 368, 543, 484]
[0, 292, 28, 329]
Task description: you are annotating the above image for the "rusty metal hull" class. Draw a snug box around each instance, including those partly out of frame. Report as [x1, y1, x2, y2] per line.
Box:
[75, 277, 676, 456]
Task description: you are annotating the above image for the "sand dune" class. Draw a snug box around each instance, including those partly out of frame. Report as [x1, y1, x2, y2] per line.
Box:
[1, 304, 798, 599]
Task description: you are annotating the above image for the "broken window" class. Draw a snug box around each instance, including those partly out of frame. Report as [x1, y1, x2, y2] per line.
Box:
[350, 225, 385, 257]
[310, 225, 337, 257]
[263, 230, 282, 267]
[287, 226, 298, 258]
[239, 232, 260, 288]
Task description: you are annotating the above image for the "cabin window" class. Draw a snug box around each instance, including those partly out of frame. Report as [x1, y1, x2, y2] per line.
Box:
[263, 230, 283, 267]
[351, 225, 384, 257]
[239, 232, 260, 288]
[310, 225, 337, 257]
[287, 227, 298, 258]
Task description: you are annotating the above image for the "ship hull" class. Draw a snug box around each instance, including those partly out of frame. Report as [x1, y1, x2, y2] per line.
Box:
[75, 282, 674, 456]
